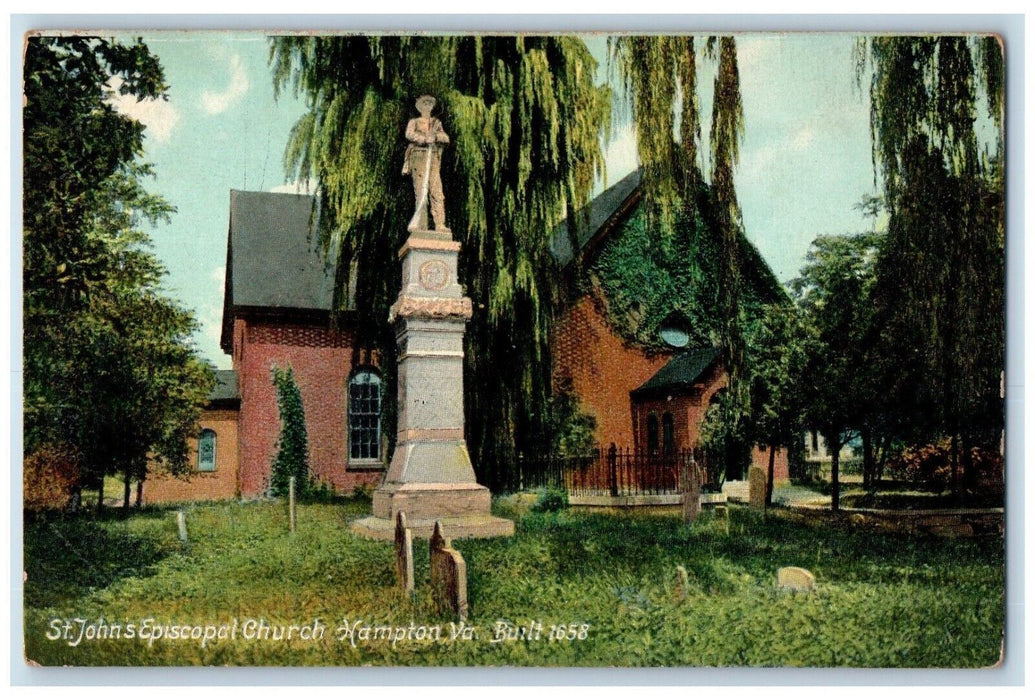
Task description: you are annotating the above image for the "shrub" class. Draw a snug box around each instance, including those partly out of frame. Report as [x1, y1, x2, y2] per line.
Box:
[24, 444, 81, 511]
[886, 440, 1004, 494]
[530, 486, 569, 512]
[351, 482, 376, 502]
[885, 441, 952, 491]
[303, 480, 340, 503]
[548, 388, 598, 456]
[698, 392, 752, 485]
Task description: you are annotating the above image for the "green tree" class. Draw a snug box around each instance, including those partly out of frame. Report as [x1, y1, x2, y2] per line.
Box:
[270, 36, 610, 488]
[746, 304, 809, 504]
[270, 366, 310, 498]
[610, 36, 752, 479]
[23, 36, 213, 510]
[792, 233, 881, 510]
[857, 36, 1005, 498]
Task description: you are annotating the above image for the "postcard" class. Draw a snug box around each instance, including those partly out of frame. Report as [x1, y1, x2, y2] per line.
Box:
[20, 28, 1007, 670]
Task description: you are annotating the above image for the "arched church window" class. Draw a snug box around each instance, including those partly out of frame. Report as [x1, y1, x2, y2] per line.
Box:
[646, 414, 659, 455]
[198, 429, 216, 472]
[349, 369, 382, 460]
[662, 412, 675, 454]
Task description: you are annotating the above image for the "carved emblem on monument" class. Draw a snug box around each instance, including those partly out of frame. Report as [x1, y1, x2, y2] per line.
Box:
[418, 259, 450, 291]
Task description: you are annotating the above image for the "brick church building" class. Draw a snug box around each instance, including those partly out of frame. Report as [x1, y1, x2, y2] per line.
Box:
[144, 172, 788, 503]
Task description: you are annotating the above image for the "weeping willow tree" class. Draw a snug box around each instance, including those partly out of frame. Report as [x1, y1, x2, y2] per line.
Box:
[270, 36, 610, 488]
[609, 35, 751, 478]
[857, 36, 1005, 497]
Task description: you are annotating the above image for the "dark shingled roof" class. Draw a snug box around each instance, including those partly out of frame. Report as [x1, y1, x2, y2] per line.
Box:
[631, 347, 721, 397]
[226, 190, 337, 311]
[220, 190, 356, 352]
[208, 369, 240, 403]
[550, 169, 642, 266]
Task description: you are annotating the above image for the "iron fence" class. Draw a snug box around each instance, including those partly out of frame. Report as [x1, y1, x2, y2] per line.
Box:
[512, 447, 705, 497]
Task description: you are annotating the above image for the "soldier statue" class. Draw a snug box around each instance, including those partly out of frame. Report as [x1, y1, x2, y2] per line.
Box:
[403, 94, 450, 233]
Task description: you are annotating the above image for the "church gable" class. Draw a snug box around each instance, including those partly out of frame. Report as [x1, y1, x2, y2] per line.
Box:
[220, 190, 356, 354]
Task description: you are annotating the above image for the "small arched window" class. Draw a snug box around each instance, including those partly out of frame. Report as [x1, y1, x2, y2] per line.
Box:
[198, 429, 216, 472]
[646, 414, 659, 455]
[349, 369, 382, 461]
[662, 412, 675, 454]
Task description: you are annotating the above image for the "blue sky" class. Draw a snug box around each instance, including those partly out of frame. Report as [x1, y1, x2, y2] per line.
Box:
[114, 33, 876, 370]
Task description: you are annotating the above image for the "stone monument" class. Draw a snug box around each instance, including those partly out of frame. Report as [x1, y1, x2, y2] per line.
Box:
[776, 566, 816, 592]
[748, 465, 767, 510]
[394, 511, 414, 595]
[351, 95, 514, 540]
[430, 521, 469, 619]
[681, 452, 702, 524]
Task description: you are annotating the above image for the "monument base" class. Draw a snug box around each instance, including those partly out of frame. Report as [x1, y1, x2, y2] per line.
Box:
[372, 482, 489, 520]
[350, 512, 515, 540]
[350, 482, 515, 540]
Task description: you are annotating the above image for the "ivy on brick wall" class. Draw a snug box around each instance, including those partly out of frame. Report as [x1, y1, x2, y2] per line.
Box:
[270, 365, 310, 498]
[591, 198, 784, 351]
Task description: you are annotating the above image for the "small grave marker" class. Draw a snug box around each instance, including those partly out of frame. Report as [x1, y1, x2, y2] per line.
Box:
[777, 566, 816, 592]
[681, 454, 702, 524]
[176, 510, 188, 543]
[394, 511, 415, 596]
[430, 521, 468, 619]
[674, 565, 690, 602]
[748, 466, 767, 509]
[714, 504, 730, 535]
[288, 476, 297, 533]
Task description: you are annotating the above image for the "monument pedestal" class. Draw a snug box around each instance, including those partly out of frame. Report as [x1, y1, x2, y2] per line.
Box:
[350, 232, 514, 540]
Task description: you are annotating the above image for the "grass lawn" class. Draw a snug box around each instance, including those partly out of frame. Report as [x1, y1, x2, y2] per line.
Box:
[23, 497, 1004, 667]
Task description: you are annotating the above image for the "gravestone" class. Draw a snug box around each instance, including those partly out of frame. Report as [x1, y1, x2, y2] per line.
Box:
[748, 466, 767, 509]
[430, 521, 468, 619]
[681, 454, 702, 523]
[176, 510, 188, 543]
[777, 566, 816, 592]
[674, 565, 691, 602]
[351, 95, 514, 541]
[394, 511, 415, 596]
[714, 504, 730, 536]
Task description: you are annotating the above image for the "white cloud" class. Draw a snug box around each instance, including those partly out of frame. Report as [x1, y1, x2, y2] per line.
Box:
[790, 124, 815, 151]
[738, 138, 783, 181]
[736, 37, 780, 91]
[199, 302, 231, 369]
[210, 266, 226, 284]
[201, 54, 250, 115]
[739, 123, 817, 182]
[107, 77, 180, 144]
[270, 180, 317, 195]
[598, 123, 639, 193]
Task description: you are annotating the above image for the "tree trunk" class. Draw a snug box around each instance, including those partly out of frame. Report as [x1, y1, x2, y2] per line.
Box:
[765, 444, 776, 506]
[96, 477, 104, 514]
[950, 432, 961, 502]
[123, 472, 131, 513]
[830, 437, 841, 512]
[862, 428, 874, 492]
[961, 434, 976, 494]
[875, 434, 890, 487]
[136, 478, 144, 508]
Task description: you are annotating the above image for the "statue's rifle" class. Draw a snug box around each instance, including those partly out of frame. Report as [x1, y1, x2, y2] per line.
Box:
[407, 138, 436, 233]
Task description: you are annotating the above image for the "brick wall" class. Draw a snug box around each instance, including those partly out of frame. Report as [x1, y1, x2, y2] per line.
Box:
[235, 318, 384, 497]
[551, 295, 671, 448]
[752, 445, 790, 482]
[630, 363, 727, 454]
[553, 295, 789, 482]
[143, 409, 240, 504]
